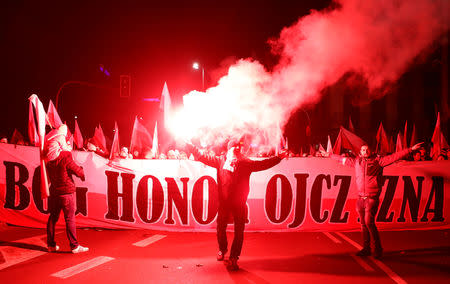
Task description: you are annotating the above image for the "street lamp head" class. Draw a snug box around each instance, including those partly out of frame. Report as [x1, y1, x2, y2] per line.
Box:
[192, 62, 199, 70]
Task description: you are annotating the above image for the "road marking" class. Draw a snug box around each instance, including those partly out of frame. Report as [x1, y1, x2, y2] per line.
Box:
[0, 232, 61, 271]
[334, 232, 362, 250]
[51, 256, 114, 279]
[370, 257, 407, 284]
[335, 232, 407, 284]
[323, 232, 342, 243]
[133, 234, 166, 247]
[350, 254, 374, 272]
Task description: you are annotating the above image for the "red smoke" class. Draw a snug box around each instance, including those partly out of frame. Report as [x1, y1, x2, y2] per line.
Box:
[170, 0, 450, 150]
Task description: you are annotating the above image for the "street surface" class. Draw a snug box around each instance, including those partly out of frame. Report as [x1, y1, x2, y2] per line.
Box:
[1, 223, 449, 283]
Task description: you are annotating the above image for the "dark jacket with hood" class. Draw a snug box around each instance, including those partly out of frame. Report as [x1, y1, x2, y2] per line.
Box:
[46, 151, 85, 196]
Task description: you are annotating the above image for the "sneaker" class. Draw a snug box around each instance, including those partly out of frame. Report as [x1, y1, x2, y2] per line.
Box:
[217, 250, 226, 261]
[72, 245, 89, 254]
[373, 249, 383, 259]
[226, 258, 239, 271]
[356, 248, 371, 257]
[48, 245, 60, 252]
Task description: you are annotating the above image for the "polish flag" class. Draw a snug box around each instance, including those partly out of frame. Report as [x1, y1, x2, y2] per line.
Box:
[326, 135, 333, 154]
[152, 122, 159, 157]
[10, 129, 25, 145]
[159, 82, 172, 129]
[73, 119, 84, 149]
[395, 133, 403, 153]
[403, 121, 408, 148]
[130, 117, 153, 157]
[109, 122, 120, 160]
[348, 116, 355, 133]
[28, 94, 50, 198]
[333, 126, 366, 155]
[431, 113, 449, 159]
[376, 122, 390, 155]
[47, 100, 63, 129]
[93, 124, 108, 154]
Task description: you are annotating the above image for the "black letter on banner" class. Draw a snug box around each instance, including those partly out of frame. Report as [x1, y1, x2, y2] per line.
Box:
[192, 176, 218, 225]
[164, 177, 189, 225]
[105, 171, 135, 222]
[420, 176, 444, 222]
[398, 176, 424, 222]
[288, 174, 308, 228]
[377, 176, 398, 222]
[265, 174, 292, 224]
[330, 175, 351, 223]
[75, 187, 88, 216]
[31, 166, 48, 213]
[3, 161, 30, 210]
[310, 174, 330, 223]
[136, 175, 164, 223]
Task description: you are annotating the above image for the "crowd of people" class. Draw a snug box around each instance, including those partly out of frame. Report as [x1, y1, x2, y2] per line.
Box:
[2, 131, 449, 162]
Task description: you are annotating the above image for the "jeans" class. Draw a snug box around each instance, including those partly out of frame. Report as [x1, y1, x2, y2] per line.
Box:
[216, 201, 247, 259]
[47, 193, 79, 250]
[356, 196, 382, 252]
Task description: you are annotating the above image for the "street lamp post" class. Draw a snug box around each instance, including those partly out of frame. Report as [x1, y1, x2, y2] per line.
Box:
[192, 62, 205, 91]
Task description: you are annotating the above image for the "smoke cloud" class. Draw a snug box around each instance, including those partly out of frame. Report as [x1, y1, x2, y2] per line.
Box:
[170, 0, 450, 151]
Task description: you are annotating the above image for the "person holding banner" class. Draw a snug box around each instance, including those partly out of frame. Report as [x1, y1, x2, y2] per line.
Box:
[44, 124, 89, 254]
[325, 142, 423, 259]
[186, 139, 287, 270]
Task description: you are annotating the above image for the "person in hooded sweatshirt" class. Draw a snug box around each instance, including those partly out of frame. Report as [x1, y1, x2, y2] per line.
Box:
[186, 139, 287, 270]
[44, 124, 89, 254]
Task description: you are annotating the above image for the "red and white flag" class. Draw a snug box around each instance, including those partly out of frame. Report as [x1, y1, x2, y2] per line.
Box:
[152, 121, 159, 157]
[376, 122, 390, 154]
[395, 132, 403, 153]
[130, 117, 152, 157]
[47, 100, 63, 129]
[28, 94, 49, 198]
[159, 82, 172, 129]
[318, 144, 325, 153]
[109, 122, 120, 160]
[403, 121, 408, 148]
[10, 129, 25, 145]
[93, 124, 108, 154]
[333, 130, 342, 154]
[348, 116, 355, 133]
[28, 99, 39, 146]
[73, 119, 84, 149]
[326, 135, 333, 154]
[333, 126, 366, 155]
[431, 113, 449, 159]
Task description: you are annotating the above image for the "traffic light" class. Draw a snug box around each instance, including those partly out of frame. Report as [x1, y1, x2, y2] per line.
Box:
[120, 75, 131, 98]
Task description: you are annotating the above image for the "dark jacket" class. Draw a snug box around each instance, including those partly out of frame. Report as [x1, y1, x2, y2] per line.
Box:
[187, 144, 281, 204]
[332, 148, 412, 197]
[46, 151, 85, 196]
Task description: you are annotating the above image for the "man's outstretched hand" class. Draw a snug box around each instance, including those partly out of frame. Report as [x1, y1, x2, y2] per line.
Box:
[411, 142, 424, 151]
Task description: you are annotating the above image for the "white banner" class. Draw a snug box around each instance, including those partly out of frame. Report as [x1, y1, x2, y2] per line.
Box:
[1, 143, 449, 231]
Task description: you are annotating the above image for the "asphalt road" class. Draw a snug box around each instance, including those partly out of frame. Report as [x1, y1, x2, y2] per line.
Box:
[1, 223, 449, 283]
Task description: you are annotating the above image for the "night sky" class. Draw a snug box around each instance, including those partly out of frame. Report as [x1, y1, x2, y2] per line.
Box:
[2, 0, 448, 151]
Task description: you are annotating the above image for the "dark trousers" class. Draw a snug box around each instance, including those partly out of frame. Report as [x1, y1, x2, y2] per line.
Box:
[47, 193, 79, 250]
[356, 196, 382, 252]
[216, 201, 246, 259]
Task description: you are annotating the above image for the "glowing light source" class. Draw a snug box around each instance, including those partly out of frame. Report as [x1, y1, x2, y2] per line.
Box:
[192, 62, 205, 91]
